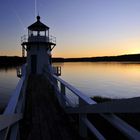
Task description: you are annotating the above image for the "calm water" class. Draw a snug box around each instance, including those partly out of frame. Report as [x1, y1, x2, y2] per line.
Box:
[0, 67, 19, 109]
[54, 62, 140, 99]
[1, 62, 140, 109]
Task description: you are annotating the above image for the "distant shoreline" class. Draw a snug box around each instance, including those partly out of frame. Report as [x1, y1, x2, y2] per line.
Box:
[0, 54, 140, 67]
[52, 53, 140, 62]
[0, 56, 26, 67]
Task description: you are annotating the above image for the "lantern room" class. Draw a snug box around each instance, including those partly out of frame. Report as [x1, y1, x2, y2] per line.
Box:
[28, 16, 50, 42]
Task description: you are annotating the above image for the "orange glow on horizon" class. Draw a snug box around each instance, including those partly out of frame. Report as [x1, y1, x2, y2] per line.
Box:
[53, 48, 140, 58]
[0, 50, 21, 57]
[53, 37, 140, 58]
[1, 37, 140, 58]
[1, 47, 140, 58]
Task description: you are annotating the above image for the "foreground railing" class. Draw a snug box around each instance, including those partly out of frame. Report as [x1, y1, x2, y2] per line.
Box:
[0, 64, 28, 140]
[44, 70, 140, 139]
[52, 66, 61, 76]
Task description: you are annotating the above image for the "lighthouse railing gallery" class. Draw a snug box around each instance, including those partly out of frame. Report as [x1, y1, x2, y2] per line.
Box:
[21, 34, 56, 44]
[44, 68, 140, 140]
[0, 64, 27, 140]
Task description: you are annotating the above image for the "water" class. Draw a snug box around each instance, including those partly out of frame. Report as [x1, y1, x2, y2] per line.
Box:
[1, 62, 140, 110]
[54, 62, 140, 99]
[0, 67, 19, 110]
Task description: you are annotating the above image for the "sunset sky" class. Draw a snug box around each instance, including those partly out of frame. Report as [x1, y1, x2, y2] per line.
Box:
[0, 0, 140, 58]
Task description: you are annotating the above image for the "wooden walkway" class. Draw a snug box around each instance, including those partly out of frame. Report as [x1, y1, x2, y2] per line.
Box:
[20, 75, 80, 140]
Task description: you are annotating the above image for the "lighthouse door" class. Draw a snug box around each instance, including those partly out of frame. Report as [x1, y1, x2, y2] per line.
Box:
[31, 55, 37, 74]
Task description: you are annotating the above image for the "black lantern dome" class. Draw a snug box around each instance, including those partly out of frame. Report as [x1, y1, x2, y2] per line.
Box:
[28, 16, 49, 31]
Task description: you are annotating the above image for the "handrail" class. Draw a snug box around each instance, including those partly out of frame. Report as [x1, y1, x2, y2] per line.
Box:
[101, 114, 140, 139]
[45, 71, 140, 139]
[44, 71, 105, 139]
[4, 77, 25, 115]
[53, 74, 96, 105]
[21, 35, 28, 44]
[4, 64, 26, 114]
[0, 114, 22, 131]
[21, 34, 56, 44]
[0, 64, 28, 140]
[66, 97, 140, 113]
[82, 117, 106, 140]
[49, 35, 56, 44]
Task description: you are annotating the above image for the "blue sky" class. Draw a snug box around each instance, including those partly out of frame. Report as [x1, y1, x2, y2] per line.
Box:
[1, 0, 140, 57]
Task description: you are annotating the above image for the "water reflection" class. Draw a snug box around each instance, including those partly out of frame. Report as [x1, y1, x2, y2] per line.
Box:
[1, 62, 140, 111]
[0, 67, 19, 110]
[53, 62, 140, 99]
[0, 67, 16, 72]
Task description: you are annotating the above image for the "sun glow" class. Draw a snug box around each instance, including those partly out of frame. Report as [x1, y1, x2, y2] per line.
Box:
[53, 37, 140, 58]
[0, 50, 21, 56]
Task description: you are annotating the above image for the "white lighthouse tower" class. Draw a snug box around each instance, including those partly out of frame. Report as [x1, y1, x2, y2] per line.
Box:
[21, 16, 56, 74]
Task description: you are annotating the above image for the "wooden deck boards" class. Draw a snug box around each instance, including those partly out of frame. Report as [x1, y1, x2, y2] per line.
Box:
[20, 75, 80, 140]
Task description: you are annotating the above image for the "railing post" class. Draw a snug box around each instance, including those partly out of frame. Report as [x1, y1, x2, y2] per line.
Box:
[57, 67, 58, 75]
[9, 123, 20, 140]
[61, 83, 65, 95]
[79, 98, 87, 138]
[59, 67, 61, 75]
[49, 71, 57, 86]
[60, 83, 66, 107]
[0, 128, 9, 140]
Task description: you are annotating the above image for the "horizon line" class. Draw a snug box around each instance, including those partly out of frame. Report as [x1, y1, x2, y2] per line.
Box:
[0, 53, 140, 59]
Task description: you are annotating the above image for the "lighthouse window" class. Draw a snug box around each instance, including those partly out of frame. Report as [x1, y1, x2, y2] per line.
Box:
[28, 30, 32, 37]
[40, 31, 45, 36]
[33, 31, 38, 36]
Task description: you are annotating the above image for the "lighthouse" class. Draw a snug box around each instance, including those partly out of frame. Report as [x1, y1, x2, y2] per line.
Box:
[21, 16, 56, 74]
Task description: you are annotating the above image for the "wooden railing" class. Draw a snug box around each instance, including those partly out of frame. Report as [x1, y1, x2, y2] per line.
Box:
[44, 71, 140, 140]
[52, 66, 61, 76]
[0, 64, 28, 140]
[16, 67, 22, 78]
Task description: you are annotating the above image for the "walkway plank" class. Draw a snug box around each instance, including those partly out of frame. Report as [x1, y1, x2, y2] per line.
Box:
[20, 75, 80, 140]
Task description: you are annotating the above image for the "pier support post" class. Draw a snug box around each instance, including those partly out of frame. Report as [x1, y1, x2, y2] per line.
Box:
[79, 99, 87, 138]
